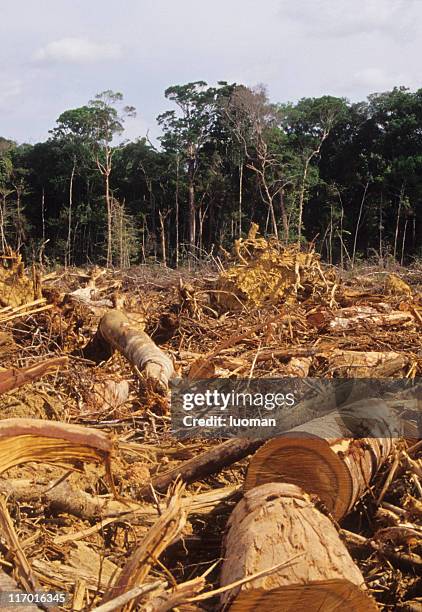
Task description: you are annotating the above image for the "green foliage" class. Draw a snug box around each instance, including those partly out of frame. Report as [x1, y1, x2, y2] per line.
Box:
[0, 84, 421, 267]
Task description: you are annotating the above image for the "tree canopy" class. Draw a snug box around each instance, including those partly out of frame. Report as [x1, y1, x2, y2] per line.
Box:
[0, 83, 421, 267]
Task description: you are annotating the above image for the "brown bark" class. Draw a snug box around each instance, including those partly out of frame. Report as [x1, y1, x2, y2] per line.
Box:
[245, 398, 400, 520]
[220, 483, 378, 611]
[95, 310, 175, 389]
[139, 438, 262, 499]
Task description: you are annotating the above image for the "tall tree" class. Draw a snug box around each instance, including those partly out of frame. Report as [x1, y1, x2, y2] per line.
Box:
[51, 92, 136, 267]
[157, 82, 229, 254]
[280, 96, 347, 245]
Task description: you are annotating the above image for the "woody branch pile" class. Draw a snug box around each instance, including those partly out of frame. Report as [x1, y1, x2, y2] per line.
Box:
[0, 229, 420, 611]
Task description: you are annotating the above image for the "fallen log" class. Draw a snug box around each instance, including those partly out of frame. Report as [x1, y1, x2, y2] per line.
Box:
[328, 306, 414, 331]
[328, 349, 409, 377]
[0, 357, 68, 396]
[220, 483, 379, 611]
[245, 398, 401, 520]
[139, 438, 262, 499]
[89, 310, 175, 389]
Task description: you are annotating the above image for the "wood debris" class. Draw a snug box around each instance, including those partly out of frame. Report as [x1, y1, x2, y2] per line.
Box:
[0, 250, 420, 610]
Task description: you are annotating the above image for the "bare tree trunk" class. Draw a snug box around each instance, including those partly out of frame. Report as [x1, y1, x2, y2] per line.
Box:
[65, 159, 76, 268]
[297, 157, 310, 246]
[394, 187, 404, 261]
[297, 129, 331, 247]
[96, 148, 113, 268]
[119, 201, 124, 268]
[0, 194, 8, 252]
[105, 171, 112, 267]
[401, 217, 408, 266]
[329, 202, 334, 264]
[175, 154, 180, 267]
[352, 181, 369, 267]
[158, 210, 167, 267]
[279, 189, 289, 242]
[339, 199, 344, 269]
[238, 161, 243, 237]
[41, 188, 46, 245]
[379, 195, 383, 264]
[187, 145, 196, 254]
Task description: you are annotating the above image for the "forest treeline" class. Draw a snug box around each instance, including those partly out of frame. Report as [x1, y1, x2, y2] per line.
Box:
[0, 83, 421, 268]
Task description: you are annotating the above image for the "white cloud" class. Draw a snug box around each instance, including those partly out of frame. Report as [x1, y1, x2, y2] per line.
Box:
[279, 0, 417, 39]
[33, 37, 122, 63]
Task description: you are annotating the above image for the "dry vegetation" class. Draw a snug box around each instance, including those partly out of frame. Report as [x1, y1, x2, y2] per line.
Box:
[0, 231, 421, 611]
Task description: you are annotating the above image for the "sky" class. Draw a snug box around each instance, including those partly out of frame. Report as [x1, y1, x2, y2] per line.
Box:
[1, 0, 421, 144]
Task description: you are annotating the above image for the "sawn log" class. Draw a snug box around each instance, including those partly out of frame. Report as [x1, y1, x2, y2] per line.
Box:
[220, 483, 379, 611]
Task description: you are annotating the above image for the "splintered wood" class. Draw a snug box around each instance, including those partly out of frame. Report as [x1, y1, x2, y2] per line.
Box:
[0, 252, 420, 611]
[0, 418, 114, 475]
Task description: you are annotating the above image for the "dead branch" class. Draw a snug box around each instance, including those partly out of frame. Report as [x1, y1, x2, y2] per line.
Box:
[139, 439, 263, 499]
[0, 357, 68, 396]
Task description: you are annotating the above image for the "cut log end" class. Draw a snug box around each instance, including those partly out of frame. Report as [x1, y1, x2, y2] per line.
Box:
[220, 483, 378, 611]
[227, 580, 378, 611]
[244, 435, 354, 520]
[245, 404, 397, 520]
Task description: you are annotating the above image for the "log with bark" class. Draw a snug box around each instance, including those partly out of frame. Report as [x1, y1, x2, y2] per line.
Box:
[220, 483, 379, 611]
[322, 306, 414, 332]
[139, 438, 263, 499]
[86, 310, 175, 390]
[245, 398, 402, 520]
[328, 349, 409, 377]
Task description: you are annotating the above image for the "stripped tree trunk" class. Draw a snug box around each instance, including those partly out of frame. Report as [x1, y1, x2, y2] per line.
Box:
[95, 310, 175, 389]
[220, 483, 378, 611]
[245, 398, 401, 520]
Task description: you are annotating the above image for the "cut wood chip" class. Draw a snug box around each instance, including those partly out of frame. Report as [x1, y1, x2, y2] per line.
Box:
[0, 418, 114, 478]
